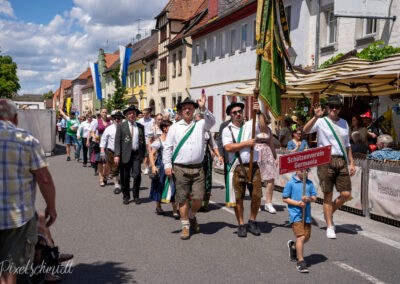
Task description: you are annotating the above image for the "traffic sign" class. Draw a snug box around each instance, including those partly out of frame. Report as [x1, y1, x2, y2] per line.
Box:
[279, 146, 332, 175]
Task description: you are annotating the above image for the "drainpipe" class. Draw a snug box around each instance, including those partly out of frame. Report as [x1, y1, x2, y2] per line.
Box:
[314, 0, 320, 70]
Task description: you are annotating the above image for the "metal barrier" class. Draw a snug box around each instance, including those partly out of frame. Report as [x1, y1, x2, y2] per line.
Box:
[275, 149, 400, 227]
[17, 109, 56, 156]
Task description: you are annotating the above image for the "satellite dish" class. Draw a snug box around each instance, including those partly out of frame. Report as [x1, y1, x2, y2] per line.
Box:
[136, 34, 142, 41]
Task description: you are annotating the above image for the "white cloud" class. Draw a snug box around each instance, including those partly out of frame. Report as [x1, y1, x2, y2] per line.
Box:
[18, 69, 40, 79]
[0, 0, 169, 95]
[0, 0, 15, 18]
[73, 0, 167, 25]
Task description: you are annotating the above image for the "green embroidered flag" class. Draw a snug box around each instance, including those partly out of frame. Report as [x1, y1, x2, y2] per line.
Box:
[256, 0, 291, 118]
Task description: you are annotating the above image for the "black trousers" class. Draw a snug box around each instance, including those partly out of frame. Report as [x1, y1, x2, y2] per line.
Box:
[60, 128, 66, 143]
[120, 150, 142, 201]
[82, 138, 89, 164]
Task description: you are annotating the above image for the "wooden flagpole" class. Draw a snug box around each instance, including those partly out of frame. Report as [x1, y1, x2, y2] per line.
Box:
[248, 54, 262, 184]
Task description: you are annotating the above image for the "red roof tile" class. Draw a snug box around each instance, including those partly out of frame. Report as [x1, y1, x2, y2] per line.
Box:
[61, 79, 72, 90]
[105, 53, 119, 68]
[73, 67, 91, 82]
[158, 0, 205, 21]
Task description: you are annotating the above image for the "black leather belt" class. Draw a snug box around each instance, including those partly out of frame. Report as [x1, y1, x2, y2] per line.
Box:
[174, 163, 202, 169]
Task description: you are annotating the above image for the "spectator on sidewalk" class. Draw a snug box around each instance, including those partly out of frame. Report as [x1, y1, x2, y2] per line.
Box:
[0, 99, 57, 284]
[367, 134, 400, 161]
[287, 127, 309, 153]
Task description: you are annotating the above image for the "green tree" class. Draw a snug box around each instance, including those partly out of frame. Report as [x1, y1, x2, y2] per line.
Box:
[104, 67, 127, 111]
[0, 51, 20, 98]
[42, 90, 54, 100]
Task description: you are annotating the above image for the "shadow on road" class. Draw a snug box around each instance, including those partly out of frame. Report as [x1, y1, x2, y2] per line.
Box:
[259, 221, 288, 234]
[319, 224, 361, 235]
[53, 144, 66, 156]
[200, 221, 237, 234]
[304, 254, 328, 267]
[62, 261, 136, 283]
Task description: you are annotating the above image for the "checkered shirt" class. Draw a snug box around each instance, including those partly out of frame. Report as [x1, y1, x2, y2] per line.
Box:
[0, 120, 48, 229]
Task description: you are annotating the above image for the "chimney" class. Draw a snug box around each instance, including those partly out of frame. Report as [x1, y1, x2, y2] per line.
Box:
[209, 0, 218, 19]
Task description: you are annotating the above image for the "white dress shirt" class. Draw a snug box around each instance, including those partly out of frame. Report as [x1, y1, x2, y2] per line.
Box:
[163, 109, 215, 169]
[78, 121, 92, 139]
[138, 117, 155, 137]
[130, 121, 139, 150]
[100, 124, 117, 152]
[222, 119, 260, 164]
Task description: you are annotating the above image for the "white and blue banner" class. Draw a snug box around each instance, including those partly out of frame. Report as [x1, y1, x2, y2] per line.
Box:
[119, 45, 132, 87]
[89, 62, 102, 100]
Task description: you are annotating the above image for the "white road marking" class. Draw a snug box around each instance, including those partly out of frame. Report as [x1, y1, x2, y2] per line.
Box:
[209, 200, 235, 215]
[213, 175, 400, 250]
[333, 261, 386, 284]
[341, 225, 400, 250]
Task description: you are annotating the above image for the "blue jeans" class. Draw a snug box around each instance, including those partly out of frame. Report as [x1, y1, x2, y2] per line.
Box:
[76, 138, 82, 160]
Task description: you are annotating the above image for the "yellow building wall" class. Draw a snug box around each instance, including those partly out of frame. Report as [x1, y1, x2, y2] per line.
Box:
[126, 62, 147, 110]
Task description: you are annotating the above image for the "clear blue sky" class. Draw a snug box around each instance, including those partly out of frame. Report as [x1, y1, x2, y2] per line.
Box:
[10, 0, 74, 24]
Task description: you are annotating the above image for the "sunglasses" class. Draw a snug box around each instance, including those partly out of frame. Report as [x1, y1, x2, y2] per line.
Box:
[231, 110, 243, 116]
[114, 117, 122, 120]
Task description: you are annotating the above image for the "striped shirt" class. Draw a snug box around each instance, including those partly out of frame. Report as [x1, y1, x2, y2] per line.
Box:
[0, 120, 48, 229]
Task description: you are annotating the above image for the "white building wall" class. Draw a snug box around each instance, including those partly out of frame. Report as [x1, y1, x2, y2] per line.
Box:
[190, 14, 257, 132]
[146, 57, 160, 113]
[105, 73, 116, 102]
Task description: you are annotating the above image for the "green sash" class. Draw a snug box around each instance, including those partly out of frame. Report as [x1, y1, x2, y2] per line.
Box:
[225, 126, 244, 207]
[323, 117, 348, 163]
[161, 122, 197, 203]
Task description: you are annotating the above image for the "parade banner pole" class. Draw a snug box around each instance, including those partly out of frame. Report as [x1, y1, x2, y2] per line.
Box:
[248, 55, 261, 184]
[302, 169, 307, 227]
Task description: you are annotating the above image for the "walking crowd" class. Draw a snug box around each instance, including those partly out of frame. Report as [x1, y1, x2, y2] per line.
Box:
[2, 92, 400, 284]
[52, 93, 361, 274]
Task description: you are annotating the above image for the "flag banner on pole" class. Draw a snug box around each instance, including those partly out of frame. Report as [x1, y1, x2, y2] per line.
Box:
[119, 45, 133, 87]
[89, 62, 102, 100]
[256, 0, 291, 118]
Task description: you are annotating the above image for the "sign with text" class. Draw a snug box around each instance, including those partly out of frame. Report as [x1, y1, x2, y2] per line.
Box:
[334, 0, 390, 18]
[279, 146, 331, 175]
[368, 169, 400, 221]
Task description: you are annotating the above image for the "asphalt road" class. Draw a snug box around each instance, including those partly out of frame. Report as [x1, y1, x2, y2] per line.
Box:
[36, 144, 400, 284]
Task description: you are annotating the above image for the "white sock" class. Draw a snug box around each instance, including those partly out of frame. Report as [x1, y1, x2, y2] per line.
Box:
[181, 220, 190, 229]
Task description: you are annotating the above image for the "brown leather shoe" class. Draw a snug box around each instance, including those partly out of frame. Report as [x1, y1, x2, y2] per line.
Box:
[180, 227, 190, 240]
[59, 253, 74, 263]
[189, 217, 200, 233]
